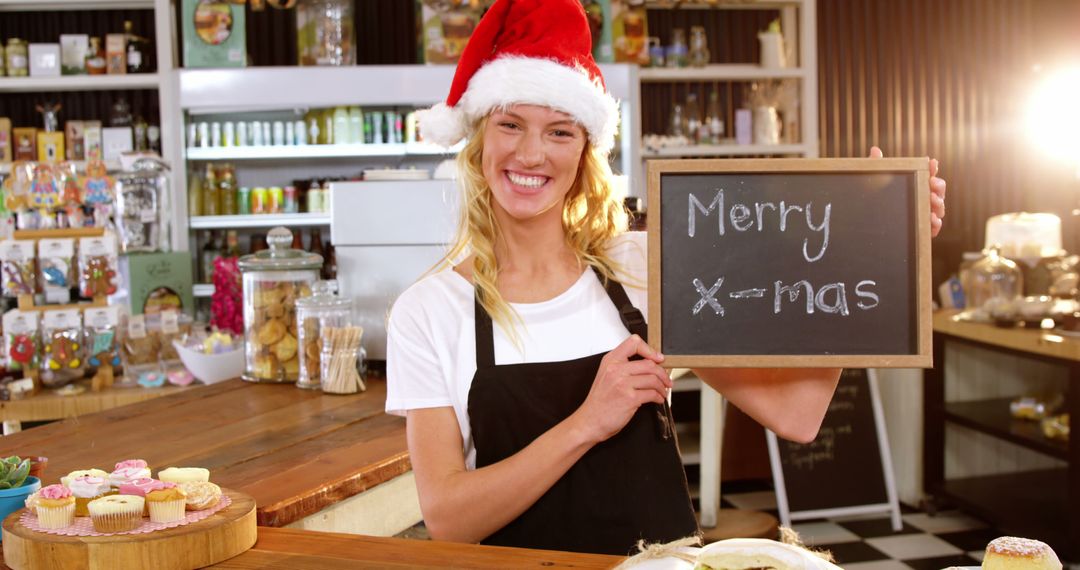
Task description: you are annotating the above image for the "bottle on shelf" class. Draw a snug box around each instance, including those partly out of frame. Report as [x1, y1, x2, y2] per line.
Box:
[201, 163, 219, 216]
[250, 233, 268, 253]
[218, 164, 238, 215]
[320, 109, 334, 145]
[306, 180, 322, 213]
[291, 229, 304, 250]
[685, 93, 702, 144]
[349, 107, 363, 144]
[310, 228, 327, 277]
[188, 167, 204, 217]
[201, 231, 223, 282]
[110, 98, 133, 127]
[133, 116, 149, 151]
[124, 20, 149, 74]
[689, 26, 710, 68]
[85, 37, 106, 76]
[669, 104, 684, 138]
[305, 110, 321, 146]
[333, 107, 350, 144]
[705, 89, 724, 145]
[325, 244, 337, 280]
[225, 230, 241, 258]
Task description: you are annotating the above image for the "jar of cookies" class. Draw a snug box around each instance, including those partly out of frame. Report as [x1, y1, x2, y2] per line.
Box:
[295, 280, 353, 390]
[238, 227, 321, 383]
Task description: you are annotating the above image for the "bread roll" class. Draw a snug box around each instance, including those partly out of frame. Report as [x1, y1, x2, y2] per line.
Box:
[982, 536, 1061, 570]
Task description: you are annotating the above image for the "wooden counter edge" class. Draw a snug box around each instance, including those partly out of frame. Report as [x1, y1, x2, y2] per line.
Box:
[933, 310, 1080, 362]
[210, 527, 624, 569]
[255, 452, 413, 527]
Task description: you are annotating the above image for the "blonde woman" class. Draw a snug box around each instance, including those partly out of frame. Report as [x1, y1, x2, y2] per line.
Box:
[386, 0, 946, 555]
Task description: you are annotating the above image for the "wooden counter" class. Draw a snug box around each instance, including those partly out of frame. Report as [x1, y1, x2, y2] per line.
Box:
[0, 379, 411, 531]
[0, 383, 191, 434]
[926, 310, 1080, 560]
[209, 528, 623, 569]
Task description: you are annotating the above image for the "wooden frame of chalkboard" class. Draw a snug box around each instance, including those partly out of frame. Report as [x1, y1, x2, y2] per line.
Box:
[647, 158, 932, 368]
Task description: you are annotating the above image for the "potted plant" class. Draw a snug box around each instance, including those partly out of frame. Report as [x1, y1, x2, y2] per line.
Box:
[0, 456, 41, 540]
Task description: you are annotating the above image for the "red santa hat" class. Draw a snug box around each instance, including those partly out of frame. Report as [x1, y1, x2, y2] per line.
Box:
[418, 0, 620, 154]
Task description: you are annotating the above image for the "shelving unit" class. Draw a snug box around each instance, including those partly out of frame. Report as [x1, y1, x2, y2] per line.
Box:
[0, 0, 153, 9]
[640, 0, 818, 159]
[0, 74, 161, 92]
[185, 142, 463, 162]
[643, 143, 810, 158]
[925, 311, 1079, 560]
[189, 213, 332, 230]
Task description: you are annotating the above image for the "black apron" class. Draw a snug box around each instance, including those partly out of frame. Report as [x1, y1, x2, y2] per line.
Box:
[466, 268, 699, 555]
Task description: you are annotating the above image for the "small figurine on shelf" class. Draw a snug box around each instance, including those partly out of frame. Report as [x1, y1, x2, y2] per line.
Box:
[35, 102, 62, 133]
[78, 235, 119, 298]
[2, 162, 32, 213]
[57, 162, 85, 229]
[29, 164, 61, 210]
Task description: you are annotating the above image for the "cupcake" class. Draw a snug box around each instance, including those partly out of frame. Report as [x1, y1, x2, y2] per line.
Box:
[179, 481, 222, 510]
[158, 467, 210, 484]
[108, 459, 151, 489]
[87, 495, 144, 533]
[68, 475, 114, 517]
[145, 482, 187, 523]
[35, 484, 76, 529]
[60, 468, 109, 488]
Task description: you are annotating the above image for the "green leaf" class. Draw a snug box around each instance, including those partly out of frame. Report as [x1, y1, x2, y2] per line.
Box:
[9, 459, 29, 488]
[0, 482, 11, 490]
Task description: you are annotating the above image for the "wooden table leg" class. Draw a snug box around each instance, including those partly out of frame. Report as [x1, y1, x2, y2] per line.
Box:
[3, 420, 22, 435]
[698, 386, 724, 528]
[1067, 362, 1080, 561]
[922, 331, 945, 510]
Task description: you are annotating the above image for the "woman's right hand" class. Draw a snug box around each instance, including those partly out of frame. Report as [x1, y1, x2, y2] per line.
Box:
[573, 334, 673, 443]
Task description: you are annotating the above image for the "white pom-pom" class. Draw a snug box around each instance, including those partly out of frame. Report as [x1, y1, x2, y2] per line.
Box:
[417, 102, 467, 148]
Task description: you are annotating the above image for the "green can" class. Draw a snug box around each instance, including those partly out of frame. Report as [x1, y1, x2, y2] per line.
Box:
[238, 186, 252, 215]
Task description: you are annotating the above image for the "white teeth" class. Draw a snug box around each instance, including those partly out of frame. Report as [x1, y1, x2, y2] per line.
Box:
[507, 172, 547, 188]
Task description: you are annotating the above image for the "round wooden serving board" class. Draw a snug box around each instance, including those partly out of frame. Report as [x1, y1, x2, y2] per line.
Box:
[1, 489, 256, 570]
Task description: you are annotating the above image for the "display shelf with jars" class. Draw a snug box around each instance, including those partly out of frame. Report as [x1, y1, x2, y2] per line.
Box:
[0, 73, 160, 92]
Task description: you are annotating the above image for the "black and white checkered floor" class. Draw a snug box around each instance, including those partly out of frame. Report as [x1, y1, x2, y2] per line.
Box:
[719, 486, 1010, 570]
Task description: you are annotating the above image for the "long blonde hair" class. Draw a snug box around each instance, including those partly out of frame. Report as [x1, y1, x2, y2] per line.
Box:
[435, 116, 630, 341]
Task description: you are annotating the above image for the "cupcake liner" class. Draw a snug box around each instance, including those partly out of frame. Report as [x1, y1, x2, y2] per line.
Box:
[148, 499, 186, 523]
[90, 511, 141, 533]
[35, 504, 75, 529]
[22, 494, 231, 537]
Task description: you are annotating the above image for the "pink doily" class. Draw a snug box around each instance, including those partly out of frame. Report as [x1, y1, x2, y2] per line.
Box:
[20, 495, 232, 537]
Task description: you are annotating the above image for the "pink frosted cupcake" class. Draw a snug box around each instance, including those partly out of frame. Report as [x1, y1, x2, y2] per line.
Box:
[108, 459, 151, 489]
[35, 484, 76, 529]
[68, 475, 114, 517]
[118, 477, 162, 515]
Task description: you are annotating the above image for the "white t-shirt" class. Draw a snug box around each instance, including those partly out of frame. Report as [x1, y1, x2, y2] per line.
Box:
[385, 231, 649, 469]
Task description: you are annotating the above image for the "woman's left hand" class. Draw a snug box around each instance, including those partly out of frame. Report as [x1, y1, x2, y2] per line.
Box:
[870, 146, 946, 237]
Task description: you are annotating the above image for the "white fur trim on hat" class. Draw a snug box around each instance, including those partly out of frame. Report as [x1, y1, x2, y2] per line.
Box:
[419, 56, 620, 153]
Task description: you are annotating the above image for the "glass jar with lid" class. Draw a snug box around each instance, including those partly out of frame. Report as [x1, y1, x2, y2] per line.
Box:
[5, 39, 28, 77]
[966, 245, 1023, 321]
[238, 227, 322, 383]
[295, 279, 353, 390]
[296, 0, 355, 66]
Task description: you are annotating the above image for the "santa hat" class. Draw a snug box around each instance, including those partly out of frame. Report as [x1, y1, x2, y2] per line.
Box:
[418, 0, 620, 154]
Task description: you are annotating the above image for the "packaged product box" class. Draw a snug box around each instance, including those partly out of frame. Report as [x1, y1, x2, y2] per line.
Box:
[84, 121, 103, 160]
[13, 128, 36, 161]
[28, 44, 61, 77]
[182, 0, 247, 68]
[117, 252, 194, 316]
[582, 0, 614, 63]
[37, 131, 65, 163]
[0, 118, 11, 163]
[59, 35, 89, 75]
[612, 0, 648, 65]
[418, 0, 490, 64]
[65, 120, 85, 161]
[101, 127, 132, 162]
[106, 33, 127, 74]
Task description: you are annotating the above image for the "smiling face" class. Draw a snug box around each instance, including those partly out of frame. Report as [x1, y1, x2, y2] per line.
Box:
[481, 104, 588, 225]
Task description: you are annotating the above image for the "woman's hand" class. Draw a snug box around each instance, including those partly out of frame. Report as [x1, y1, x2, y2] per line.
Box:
[572, 334, 672, 444]
[870, 146, 946, 237]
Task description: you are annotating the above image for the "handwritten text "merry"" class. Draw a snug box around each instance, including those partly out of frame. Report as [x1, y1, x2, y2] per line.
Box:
[687, 189, 832, 263]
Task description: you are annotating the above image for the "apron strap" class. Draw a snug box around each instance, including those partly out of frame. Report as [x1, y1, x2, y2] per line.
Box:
[474, 294, 496, 369]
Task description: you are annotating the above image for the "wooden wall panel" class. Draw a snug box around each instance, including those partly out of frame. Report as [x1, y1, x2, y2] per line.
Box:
[817, 0, 1080, 288]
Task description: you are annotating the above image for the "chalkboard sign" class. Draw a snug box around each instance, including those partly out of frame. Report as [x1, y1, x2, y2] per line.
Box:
[647, 158, 932, 368]
[766, 369, 902, 528]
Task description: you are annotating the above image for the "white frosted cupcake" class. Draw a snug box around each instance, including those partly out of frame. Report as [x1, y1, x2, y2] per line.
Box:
[87, 495, 144, 533]
[68, 475, 114, 517]
[145, 482, 187, 523]
[108, 459, 151, 489]
[35, 484, 76, 529]
[158, 467, 210, 484]
[60, 468, 109, 488]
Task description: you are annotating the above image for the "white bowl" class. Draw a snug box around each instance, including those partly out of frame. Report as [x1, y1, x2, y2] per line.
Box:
[172, 340, 245, 385]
